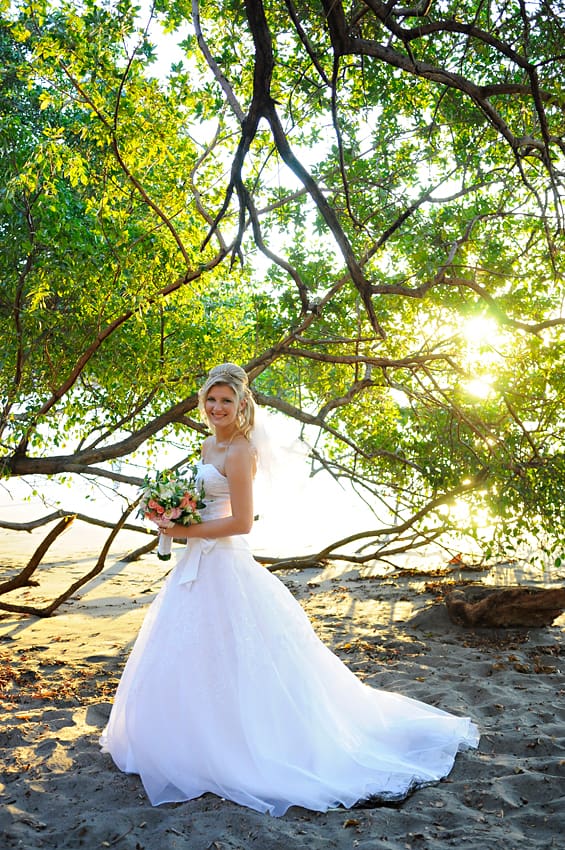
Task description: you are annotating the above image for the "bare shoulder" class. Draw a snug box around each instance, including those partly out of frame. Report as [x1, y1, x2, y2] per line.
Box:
[201, 435, 214, 459]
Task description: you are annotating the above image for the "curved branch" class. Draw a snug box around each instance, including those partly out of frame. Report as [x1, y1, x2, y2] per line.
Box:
[0, 515, 75, 596]
[323, 0, 558, 181]
[189, 121, 230, 248]
[202, 0, 275, 256]
[386, 0, 433, 18]
[0, 510, 144, 535]
[282, 0, 331, 85]
[77, 385, 162, 453]
[5, 307, 334, 478]
[280, 347, 457, 368]
[444, 277, 565, 335]
[254, 390, 424, 472]
[312, 473, 487, 559]
[11, 250, 227, 458]
[316, 373, 376, 420]
[0, 501, 139, 617]
[238, 179, 311, 311]
[59, 63, 195, 267]
[192, 0, 246, 123]
[352, 38, 519, 151]
[202, 0, 386, 334]
[264, 100, 385, 336]
[330, 53, 364, 230]
[5, 392, 198, 475]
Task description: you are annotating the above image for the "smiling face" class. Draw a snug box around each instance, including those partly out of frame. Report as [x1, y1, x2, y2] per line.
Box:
[204, 383, 242, 432]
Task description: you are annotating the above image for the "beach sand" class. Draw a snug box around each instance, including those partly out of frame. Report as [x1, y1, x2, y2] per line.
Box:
[1, 519, 564, 850]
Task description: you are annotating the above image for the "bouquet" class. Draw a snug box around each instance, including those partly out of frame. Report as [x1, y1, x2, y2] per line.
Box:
[138, 467, 205, 560]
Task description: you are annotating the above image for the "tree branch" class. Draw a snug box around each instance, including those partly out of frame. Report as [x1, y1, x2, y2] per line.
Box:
[0, 516, 75, 596]
[192, 0, 246, 123]
[0, 501, 138, 617]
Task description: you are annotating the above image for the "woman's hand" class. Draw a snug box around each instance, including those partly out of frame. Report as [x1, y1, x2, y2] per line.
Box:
[154, 518, 176, 535]
[154, 518, 195, 541]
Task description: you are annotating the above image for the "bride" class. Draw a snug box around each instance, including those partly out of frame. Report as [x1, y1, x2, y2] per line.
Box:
[100, 363, 479, 816]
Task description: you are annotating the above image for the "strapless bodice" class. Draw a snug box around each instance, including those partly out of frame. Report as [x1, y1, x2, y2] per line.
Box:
[196, 462, 232, 521]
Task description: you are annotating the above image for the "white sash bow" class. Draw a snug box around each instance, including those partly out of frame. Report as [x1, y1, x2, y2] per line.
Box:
[177, 538, 216, 587]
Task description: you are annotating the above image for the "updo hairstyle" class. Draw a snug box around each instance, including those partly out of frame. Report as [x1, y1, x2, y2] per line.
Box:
[198, 363, 255, 440]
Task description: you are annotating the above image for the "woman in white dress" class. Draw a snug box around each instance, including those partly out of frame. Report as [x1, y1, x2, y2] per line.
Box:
[100, 363, 479, 816]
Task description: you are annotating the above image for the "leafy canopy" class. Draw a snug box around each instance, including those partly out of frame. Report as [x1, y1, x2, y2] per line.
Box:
[1, 0, 564, 570]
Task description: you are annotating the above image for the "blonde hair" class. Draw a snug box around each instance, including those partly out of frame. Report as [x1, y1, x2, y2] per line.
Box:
[198, 363, 255, 440]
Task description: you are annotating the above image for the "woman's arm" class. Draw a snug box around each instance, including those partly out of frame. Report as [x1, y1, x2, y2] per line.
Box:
[159, 440, 255, 541]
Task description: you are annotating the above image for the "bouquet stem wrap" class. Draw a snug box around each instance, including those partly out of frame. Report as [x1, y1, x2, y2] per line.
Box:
[157, 533, 173, 561]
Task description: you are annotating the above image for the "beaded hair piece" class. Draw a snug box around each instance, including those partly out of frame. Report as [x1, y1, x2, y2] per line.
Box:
[210, 369, 248, 387]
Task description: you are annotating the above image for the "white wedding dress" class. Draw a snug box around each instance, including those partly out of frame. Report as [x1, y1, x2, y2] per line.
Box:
[100, 462, 479, 816]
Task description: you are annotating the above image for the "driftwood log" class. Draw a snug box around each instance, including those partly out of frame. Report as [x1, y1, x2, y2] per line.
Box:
[445, 585, 565, 628]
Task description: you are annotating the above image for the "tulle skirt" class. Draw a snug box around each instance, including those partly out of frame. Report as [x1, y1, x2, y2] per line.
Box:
[100, 537, 479, 816]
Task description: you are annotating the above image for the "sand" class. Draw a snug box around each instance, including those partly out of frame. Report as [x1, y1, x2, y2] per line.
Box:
[1, 518, 564, 850]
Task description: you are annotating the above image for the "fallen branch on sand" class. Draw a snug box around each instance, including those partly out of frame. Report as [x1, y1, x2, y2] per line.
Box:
[445, 585, 565, 628]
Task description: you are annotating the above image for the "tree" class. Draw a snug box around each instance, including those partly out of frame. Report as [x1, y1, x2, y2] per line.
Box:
[0, 0, 564, 614]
